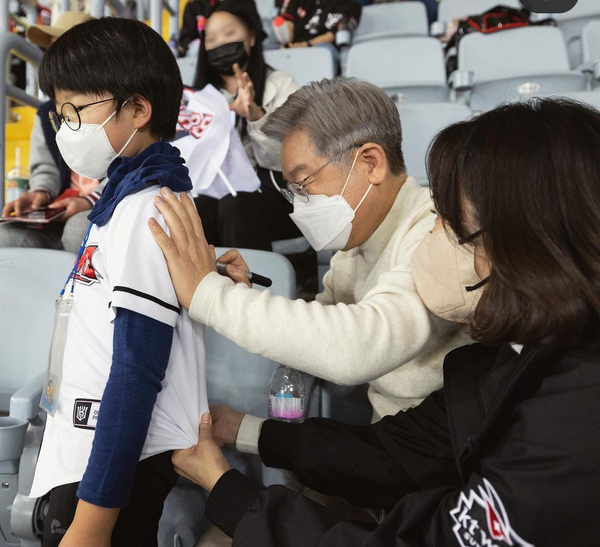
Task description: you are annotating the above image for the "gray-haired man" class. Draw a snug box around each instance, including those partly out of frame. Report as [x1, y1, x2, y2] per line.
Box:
[150, 77, 468, 422]
[149, 76, 470, 544]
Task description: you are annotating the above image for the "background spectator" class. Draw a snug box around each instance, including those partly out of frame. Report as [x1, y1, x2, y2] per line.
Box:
[192, 0, 302, 251]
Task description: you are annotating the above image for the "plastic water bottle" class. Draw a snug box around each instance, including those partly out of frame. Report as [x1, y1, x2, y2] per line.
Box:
[6, 148, 29, 204]
[272, 15, 292, 45]
[268, 365, 305, 423]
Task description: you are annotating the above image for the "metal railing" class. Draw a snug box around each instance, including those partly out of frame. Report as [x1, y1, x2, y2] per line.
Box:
[0, 31, 43, 210]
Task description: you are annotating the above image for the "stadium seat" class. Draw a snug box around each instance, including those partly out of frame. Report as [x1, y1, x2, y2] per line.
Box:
[346, 37, 449, 103]
[452, 26, 589, 111]
[553, 0, 600, 68]
[177, 56, 197, 88]
[264, 47, 336, 86]
[254, 0, 278, 21]
[158, 248, 323, 546]
[352, 2, 428, 44]
[0, 248, 77, 413]
[0, 248, 77, 546]
[582, 19, 600, 64]
[397, 102, 472, 185]
[437, 0, 522, 24]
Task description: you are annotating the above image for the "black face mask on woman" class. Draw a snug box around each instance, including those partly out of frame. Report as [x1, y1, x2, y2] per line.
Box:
[206, 41, 249, 76]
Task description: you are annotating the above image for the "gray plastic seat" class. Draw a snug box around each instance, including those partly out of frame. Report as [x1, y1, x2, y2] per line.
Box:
[397, 102, 472, 185]
[553, 0, 600, 68]
[437, 0, 522, 23]
[582, 19, 600, 63]
[264, 47, 336, 86]
[158, 248, 322, 546]
[454, 26, 589, 111]
[346, 37, 449, 103]
[0, 248, 77, 546]
[177, 56, 198, 88]
[0, 248, 77, 413]
[352, 2, 428, 44]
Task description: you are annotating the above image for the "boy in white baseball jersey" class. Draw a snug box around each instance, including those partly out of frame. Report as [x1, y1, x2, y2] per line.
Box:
[29, 18, 208, 547]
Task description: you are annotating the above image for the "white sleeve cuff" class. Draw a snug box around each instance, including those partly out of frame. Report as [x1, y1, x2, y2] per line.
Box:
[235, 414, 265, 455]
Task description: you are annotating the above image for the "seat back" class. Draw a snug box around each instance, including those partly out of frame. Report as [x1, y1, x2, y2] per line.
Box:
[459, 26, 572, 81]
[264, 47, 336, 86]
[437, 0, 521, 23]
[582, 19, 600, 63]
[352, 2, 428, 44]
[554, 0, 600, 67]
[458, 27, 588, 110]
[346, 37, 448, 101]
[206, 248, 296, 417]
[0, 249, 76, 412]
[177, 56, 198, 88]
[255, 0, 278, 20]
[397, 102, 472, 184]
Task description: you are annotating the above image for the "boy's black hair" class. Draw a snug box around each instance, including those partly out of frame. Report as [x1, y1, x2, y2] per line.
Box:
[39, 17, 183, 142]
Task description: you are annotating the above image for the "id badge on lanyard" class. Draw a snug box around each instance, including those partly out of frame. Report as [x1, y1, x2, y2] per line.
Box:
[40, 223, 93, 416]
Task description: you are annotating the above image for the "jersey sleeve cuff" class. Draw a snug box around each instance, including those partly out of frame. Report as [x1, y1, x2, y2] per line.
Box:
[110, 286, 181, 328]
[205, 469, 264, 538]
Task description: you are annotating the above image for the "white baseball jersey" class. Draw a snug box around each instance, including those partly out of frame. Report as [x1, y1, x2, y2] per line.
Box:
[30, 185, 208, 499]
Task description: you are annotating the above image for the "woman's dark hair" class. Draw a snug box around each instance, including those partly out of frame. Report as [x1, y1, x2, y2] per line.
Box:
[38, 18, 183, 142]
[428, 98, 600, 348]
[193, 0, 268, 116]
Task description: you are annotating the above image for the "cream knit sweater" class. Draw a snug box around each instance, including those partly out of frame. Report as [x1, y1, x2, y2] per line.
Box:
[189, 177, 471, 420]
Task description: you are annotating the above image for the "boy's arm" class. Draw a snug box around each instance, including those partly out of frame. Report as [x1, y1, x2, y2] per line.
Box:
[69, 308, 174, 539]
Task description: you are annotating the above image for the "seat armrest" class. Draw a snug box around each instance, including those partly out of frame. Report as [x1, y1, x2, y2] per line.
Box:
[430, 21, 446, 38]
[10, 373, 45, 421]
[577, 59, 600, 81]
[448, 69, 474, 91]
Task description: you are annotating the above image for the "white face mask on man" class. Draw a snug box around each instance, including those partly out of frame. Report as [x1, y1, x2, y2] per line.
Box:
[411, 227, 488, 323]
[56, 100, 138, 180]
[289, 150, 373, 252]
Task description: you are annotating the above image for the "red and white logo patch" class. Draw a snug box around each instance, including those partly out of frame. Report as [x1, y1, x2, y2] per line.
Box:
[75, 245, 102, 286]
[450, 478, 533, 547]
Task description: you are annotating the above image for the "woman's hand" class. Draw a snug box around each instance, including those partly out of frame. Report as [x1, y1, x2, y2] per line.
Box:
[172, 413, 232, 492]
[228, 64, 264, 122]
[48, 196, 92, 222]
[210, 405, 246, 446]
[148, 188, 217, 309]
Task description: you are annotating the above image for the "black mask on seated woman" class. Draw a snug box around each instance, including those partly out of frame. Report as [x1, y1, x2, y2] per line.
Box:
[206, 41, 249, 76]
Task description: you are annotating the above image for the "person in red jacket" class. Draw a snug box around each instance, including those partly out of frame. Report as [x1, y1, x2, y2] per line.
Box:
[152, 97, 600, 547]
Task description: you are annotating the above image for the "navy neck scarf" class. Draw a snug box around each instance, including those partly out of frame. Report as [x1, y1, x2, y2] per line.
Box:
[88, 142, 192, 227]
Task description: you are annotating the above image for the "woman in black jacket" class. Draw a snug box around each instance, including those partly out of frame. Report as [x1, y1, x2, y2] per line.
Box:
[170, 98, 600, 546]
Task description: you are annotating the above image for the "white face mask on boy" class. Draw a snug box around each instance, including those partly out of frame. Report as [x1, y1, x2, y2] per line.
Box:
[289, 150, 373, 252]
[56, 100, 138, 180]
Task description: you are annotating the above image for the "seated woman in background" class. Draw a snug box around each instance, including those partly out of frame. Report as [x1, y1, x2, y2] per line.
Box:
[193, 0, 302, 251]
[170, 98, 600, 546]
[278, 0, 361, 57]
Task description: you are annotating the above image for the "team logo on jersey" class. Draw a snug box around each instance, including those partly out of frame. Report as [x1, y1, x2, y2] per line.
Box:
[450, 478, 533, 547]
[75, 245, 102, 286]
[73, 399, 101, 430]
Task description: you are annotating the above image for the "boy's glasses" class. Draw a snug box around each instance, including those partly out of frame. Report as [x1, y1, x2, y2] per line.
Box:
[49, 97, 117, 133]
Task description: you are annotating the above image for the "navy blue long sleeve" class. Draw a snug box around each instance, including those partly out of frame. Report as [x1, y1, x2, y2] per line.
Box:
[77, 307, 174, 508]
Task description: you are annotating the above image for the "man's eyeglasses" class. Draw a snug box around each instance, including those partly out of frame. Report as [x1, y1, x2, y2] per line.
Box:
[49, 97, 117, 133]
[280, 144, 364, 205]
